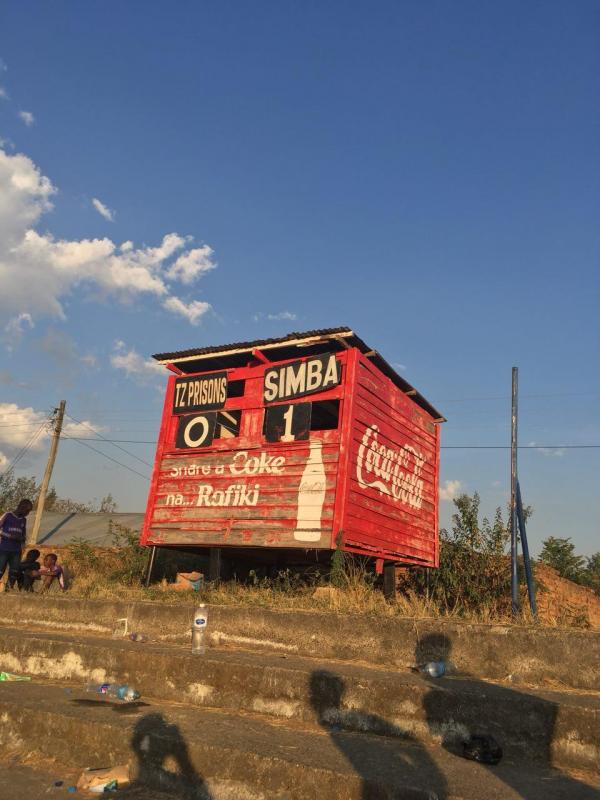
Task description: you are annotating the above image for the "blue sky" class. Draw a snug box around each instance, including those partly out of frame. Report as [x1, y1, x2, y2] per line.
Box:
[0, 1, 598, 555]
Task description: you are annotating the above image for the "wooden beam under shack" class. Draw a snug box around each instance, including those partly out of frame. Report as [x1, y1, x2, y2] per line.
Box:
[252, 348, 270, 364]
[332, 335, 351, 349]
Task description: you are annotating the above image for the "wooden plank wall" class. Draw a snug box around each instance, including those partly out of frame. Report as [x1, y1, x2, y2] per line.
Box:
[143, 357, 345, 549]
[342, 353, 440, 566]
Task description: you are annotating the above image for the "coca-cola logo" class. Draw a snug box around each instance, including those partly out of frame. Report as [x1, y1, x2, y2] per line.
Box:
[356, 424, 426, 509]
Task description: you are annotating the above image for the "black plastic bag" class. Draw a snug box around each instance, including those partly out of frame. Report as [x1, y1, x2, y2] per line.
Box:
[462, 734, 503, 765]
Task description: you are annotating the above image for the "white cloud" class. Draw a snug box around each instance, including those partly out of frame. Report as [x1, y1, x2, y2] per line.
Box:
[0, 147, 216, 326]
[0, 59, 6, 72]
[269, 310, 296, 321]
[80, 353, 97, 368]
[0, 402, 100, 469]
[167, 244, 215, 284]
[110, 341, 165, 382]
[528, 441, 564, 458]
[3, 312, 33, 351]
[439, 479, 462, 501]
[253, 310, 297, 322]
[391, 362, 407, 371]
[18, 110, 34, 126]
[92, 197, 115, 222]
[162, 296, 211, 325]
[0, 86, 8, 100]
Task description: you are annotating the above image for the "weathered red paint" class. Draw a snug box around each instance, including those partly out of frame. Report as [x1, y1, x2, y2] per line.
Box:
[141, 346, 442, 566]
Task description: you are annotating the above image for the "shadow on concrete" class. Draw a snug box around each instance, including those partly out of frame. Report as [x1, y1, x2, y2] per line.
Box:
[309, 669, 445, 799]
[121, 712, 213, 799]
[71, 698, 150, 715]
[417, 633, 599, 799]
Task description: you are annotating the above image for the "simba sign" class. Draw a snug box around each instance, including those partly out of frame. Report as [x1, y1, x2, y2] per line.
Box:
[263, 353, 341, 403]
[356, 424, 426, 509]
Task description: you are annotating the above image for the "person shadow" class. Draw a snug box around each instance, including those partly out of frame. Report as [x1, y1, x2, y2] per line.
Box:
[120, 712, 214, 799]
[417, 633, 600, 799]
[309, 669, 446, 800]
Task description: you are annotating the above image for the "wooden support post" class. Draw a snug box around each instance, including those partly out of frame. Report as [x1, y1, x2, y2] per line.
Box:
[29, 401, 66, 545]
[145, 546, 157, 587]
[517, 482, 538, 619]
[209, 547, 222, 583]
[383, 563, 396, 601]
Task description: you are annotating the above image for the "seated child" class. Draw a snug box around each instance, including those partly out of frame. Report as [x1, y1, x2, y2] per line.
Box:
[8, 548, 41, 591]
[34, 553, 66, 592]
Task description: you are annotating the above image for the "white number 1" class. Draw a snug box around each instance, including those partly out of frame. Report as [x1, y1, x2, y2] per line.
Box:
[281, 405, 295, 442]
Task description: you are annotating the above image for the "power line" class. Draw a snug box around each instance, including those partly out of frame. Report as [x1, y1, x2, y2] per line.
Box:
[62, 435, 600, 450]
[0, 422, 49, 477]
[64, 412, 154, 469]
[61, 435, 151, 481]
[67, 437, 157, 444]
[442, 445, 600, 450]
[0, 422, 52, 428]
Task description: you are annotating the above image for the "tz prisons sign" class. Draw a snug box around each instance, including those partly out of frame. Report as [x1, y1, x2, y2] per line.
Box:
[263, 353, 341, 403]
[173, 372, 227, 413]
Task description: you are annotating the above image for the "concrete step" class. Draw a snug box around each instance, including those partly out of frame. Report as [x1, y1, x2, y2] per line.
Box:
[0, 626, 598, 774]
[0, 681, 598, 800]
[1, 592, 598, 690]
[0, 753, 262, 800]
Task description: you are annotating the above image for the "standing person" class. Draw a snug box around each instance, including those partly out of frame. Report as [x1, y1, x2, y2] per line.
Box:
[0, 499, 33, 590]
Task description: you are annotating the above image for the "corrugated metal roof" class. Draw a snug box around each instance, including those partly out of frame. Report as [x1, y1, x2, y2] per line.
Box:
[153, 327, 354, 361]
[152, 327, 445, 421]
[36, 512, 145, 548]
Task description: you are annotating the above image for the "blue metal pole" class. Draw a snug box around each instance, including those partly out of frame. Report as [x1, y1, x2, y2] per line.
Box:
[511, 368, 519, 615]
[517, 482, 537, 619]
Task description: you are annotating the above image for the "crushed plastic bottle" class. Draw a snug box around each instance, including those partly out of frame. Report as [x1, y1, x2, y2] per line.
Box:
[0, 671, 31, 682]
[191, 604, 208, 655]
[90, 780, 118, 793]
[129, 632, 147, 643]
[419, 661, 446, 678]
[112, 618, 128, 639]
[85, 682, 140, 702]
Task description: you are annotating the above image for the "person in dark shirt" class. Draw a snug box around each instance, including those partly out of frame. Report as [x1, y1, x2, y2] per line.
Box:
[8, 548, 41, 591]
[0, 499, 33, 590]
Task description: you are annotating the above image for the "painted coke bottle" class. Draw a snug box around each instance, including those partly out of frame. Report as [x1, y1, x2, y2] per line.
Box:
[293, 439, 326, 542]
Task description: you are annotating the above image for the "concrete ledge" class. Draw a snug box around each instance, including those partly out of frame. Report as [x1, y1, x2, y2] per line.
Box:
[0, 627, 598, 772]
[0, 593, 599, 689]
[0, 682, 598, 800]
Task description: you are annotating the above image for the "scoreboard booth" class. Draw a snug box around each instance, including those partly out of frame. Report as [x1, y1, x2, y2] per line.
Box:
[141, 327, 445, 575]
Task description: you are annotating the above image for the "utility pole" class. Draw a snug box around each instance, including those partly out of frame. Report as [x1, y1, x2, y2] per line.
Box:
[29, 401, 66, 545]
[510, 369, 519, 616]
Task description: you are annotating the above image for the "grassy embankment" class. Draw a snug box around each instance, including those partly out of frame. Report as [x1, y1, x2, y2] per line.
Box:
[53, 523, 591, 629]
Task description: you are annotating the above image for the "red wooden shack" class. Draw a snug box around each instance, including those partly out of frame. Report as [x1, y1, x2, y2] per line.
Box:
[141, 327, 445, 571]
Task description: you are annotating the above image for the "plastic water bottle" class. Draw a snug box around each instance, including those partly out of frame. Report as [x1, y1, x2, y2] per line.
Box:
[419, 661, 446, 678]
[192, 604, 208, 655]
[85, 683, 141, 702]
